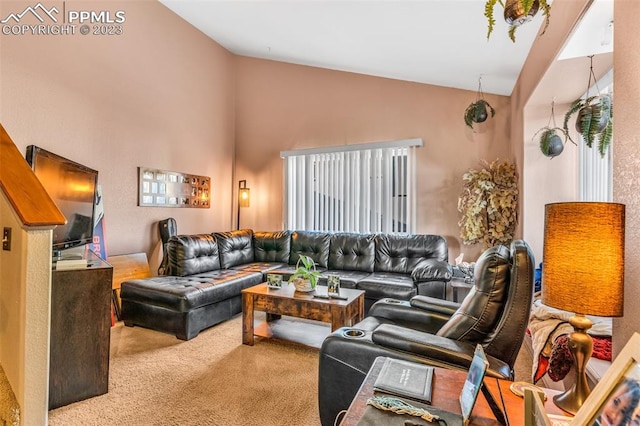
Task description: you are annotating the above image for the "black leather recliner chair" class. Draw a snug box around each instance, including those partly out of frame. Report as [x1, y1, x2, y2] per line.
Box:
[317, 240, 534, 426]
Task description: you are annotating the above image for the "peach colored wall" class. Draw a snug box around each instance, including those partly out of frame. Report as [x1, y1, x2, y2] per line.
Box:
[234, 57, 512, 261]
[522, 102, 578, 263]
[510, 0, 592, 264]
[613, 0, 640, 354]
[514, 0, 639, 354]
[0, 0, 236, 259]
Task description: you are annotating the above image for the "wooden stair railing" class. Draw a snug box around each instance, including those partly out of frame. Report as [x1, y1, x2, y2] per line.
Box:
[0, 123, 65, 227]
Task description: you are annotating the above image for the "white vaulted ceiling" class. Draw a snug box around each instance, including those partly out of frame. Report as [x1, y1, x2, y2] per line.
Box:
[159, 0, 613, 98]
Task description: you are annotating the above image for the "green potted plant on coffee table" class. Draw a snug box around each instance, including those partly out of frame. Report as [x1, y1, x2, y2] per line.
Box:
[288, 255, 322, 292]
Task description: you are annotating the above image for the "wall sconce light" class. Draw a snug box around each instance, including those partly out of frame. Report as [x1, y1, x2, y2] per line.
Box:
[237, 180, 250, 230]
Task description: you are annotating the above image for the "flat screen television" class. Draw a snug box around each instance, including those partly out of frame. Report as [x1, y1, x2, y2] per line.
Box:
[26, 145, 98, 256]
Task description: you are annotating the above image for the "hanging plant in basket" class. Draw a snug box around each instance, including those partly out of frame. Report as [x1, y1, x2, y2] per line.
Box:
[485, 0, 551, 42]
[457, 159, 518, 249]
[464, 76, 495, 131]
[536, 128, 568, 158]
[563, 56, 613, 158]
[533, 101, 573, 159]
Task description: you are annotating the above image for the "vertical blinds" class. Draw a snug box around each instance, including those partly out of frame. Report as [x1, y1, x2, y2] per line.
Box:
[282, 139, 421, 234]
[579, 139, 612, 201]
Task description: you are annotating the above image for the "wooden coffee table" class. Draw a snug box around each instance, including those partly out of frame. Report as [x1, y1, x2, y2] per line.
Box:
[242, 283, 365, 347]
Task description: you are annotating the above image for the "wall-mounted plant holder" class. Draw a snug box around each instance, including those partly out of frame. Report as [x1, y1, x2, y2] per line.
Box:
[138, 167, 210, 208]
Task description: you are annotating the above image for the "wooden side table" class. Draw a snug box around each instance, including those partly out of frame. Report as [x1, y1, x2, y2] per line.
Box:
[340, 357, 566, 425]
[450, 277, 474, 302]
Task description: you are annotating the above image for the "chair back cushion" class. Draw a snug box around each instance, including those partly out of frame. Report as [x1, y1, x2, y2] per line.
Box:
[214, 229, 254, 269]
[437, 244, 510, 342]
[484, 240, 535, 367]
[166, 234, 221, 276]
[253, 230, 291, 263]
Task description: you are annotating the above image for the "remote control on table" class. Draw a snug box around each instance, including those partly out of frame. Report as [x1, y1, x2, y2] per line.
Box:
[313, 294, 330, 299]
[329, 294, 348, 300]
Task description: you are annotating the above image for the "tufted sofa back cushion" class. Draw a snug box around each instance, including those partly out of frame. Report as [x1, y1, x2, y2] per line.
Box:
[166, 234, 221, 277]
[289, 231, 331, 268]
[253, 230, 291, 263]
[375, 234, 448, 274]
[328, 233, 375, 272]
[437, 244, 510, 342]
[214, 229, 254, 269]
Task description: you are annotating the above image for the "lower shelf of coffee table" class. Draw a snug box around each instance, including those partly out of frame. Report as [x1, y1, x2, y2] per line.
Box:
[253, 314, 331, 349]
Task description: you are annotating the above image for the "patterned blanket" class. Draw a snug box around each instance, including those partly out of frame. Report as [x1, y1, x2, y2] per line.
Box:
[528, 298, 612, 383]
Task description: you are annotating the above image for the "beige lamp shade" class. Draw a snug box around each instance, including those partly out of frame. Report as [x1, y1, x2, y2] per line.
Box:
[542, 202, 625, 317]
[239, 188, 250, 207]
[238, 180, 250, 208]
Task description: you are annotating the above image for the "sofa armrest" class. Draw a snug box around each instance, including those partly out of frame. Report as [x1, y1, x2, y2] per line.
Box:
[367, 298, 452, 334]
[371, 324, 512, 379]
[411, 259, 452, 283]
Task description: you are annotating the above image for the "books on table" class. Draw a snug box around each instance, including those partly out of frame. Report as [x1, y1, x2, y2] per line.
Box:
[373, 357, 434, 404]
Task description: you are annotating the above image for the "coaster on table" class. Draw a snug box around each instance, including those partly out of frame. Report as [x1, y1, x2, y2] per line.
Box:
[510, 381, 546, 400]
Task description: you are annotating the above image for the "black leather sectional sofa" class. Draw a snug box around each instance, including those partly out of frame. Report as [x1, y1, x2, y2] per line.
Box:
[120, 229, 452, 340]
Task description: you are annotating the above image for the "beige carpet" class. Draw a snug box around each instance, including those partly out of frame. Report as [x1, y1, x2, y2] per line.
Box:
[0, 363, 20, 426]
[48, 315, 534, 426]
[48, 315, 321, 426]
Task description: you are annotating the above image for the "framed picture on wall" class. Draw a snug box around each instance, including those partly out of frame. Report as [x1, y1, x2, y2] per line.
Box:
[138, 167, 210, 208]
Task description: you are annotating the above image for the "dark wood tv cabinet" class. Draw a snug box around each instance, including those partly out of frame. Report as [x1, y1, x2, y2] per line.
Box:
[49, 252, 113, 410]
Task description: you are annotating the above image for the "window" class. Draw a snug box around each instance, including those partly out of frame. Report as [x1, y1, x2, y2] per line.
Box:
[281, 138, 422, 234]
[579, 134, 612, 201]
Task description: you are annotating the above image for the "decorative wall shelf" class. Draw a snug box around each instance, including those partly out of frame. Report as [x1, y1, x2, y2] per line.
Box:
[137, 167, 210, 208]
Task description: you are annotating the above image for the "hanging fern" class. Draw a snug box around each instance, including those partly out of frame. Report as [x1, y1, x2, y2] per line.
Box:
[485, 0, 551, 42]
[564, 94, 613, 158]
[464, 99, 495, 129]
[599, 120, 613, 157]
[535, 127, 568, 158]
[538, 0, 551, 36]
[484, 0, 502, 39]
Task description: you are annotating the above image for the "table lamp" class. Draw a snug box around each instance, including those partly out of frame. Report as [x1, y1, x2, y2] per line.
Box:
[542, 202, 625, 414]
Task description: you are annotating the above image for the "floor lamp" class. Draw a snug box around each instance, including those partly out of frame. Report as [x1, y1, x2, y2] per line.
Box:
[542, 202, 625, 414]
[237, 180, 250, 230]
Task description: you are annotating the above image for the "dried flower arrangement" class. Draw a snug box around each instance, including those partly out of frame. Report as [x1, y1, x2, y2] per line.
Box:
[457, 159, 519, 248]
